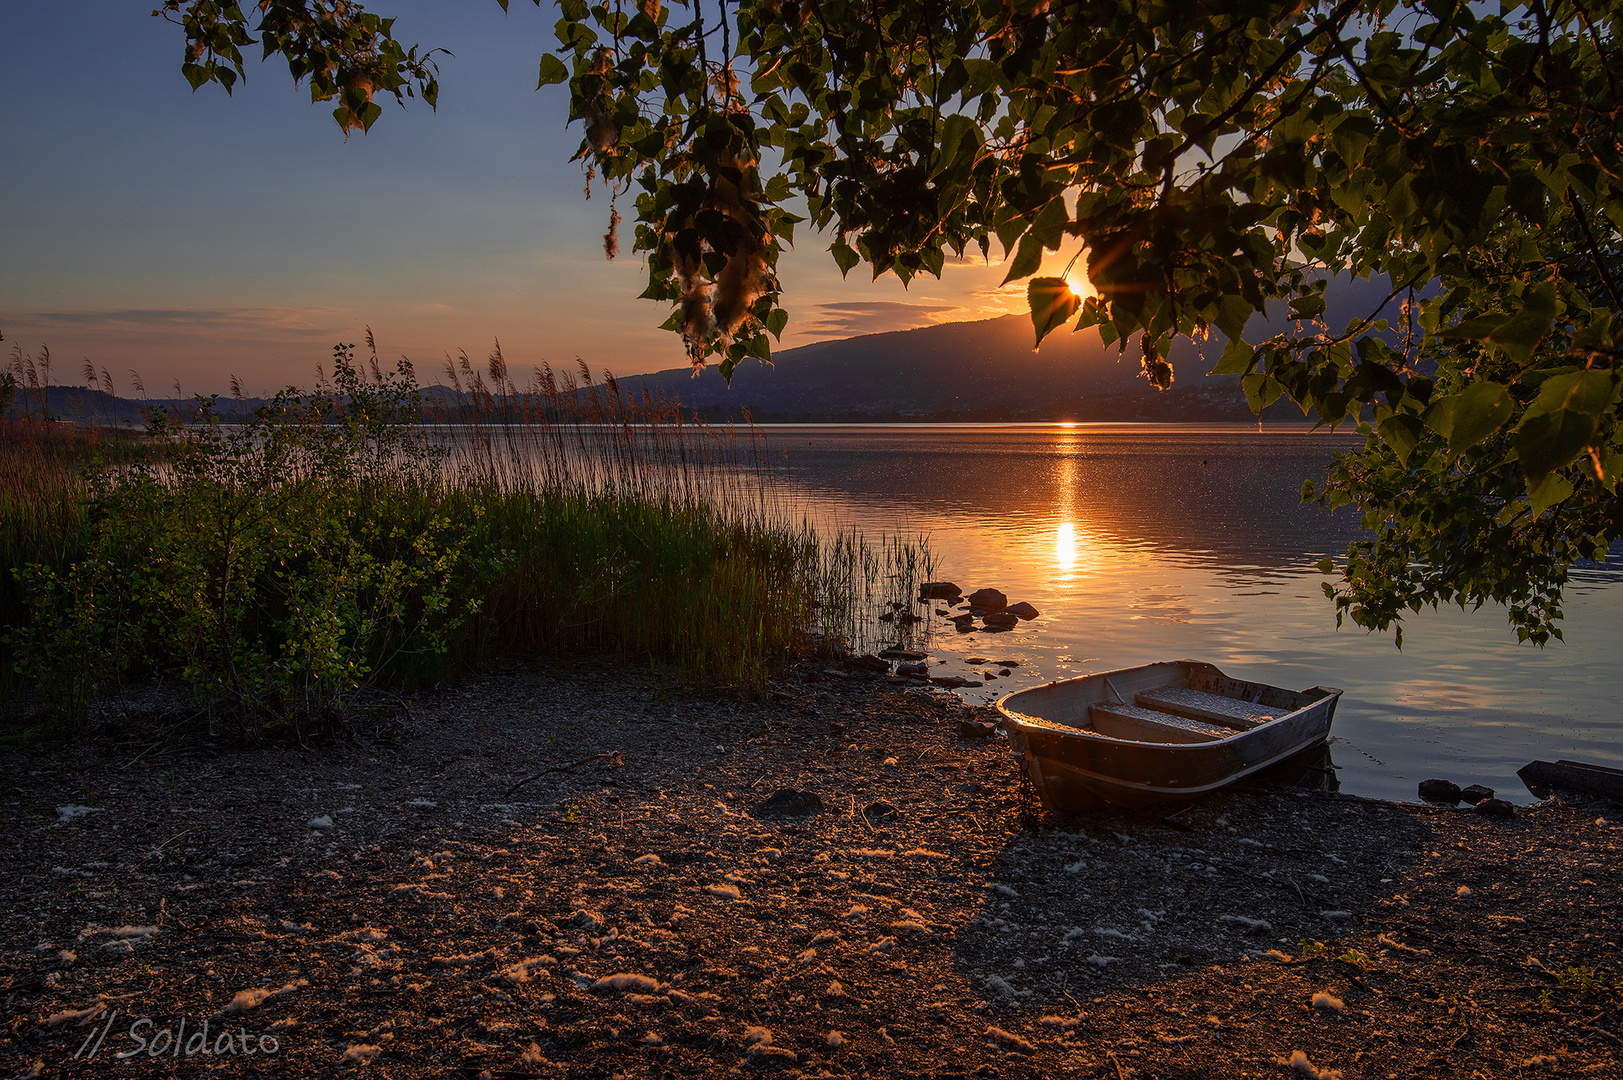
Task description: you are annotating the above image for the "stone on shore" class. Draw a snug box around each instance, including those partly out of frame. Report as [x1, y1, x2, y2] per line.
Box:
[756, 789, 825, 818]
[966, 588, 1008, 612]
[1418, 779, 1462, 805]
[1460, 784, 1495, 805]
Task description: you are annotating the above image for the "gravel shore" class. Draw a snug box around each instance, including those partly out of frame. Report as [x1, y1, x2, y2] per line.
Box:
[4, 658, 1619, 1078]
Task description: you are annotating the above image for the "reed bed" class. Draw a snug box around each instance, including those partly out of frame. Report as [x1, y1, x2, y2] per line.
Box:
[0, 341, 932, 738]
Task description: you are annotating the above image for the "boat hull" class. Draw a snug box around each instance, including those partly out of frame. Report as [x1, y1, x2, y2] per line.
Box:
[997, 660, 1342, 812]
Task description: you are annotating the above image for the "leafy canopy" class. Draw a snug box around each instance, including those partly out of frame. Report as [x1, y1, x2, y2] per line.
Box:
[162, 0, 1621, 644]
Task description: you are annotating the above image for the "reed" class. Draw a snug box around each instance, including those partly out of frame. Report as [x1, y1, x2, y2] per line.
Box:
[0, 339, 932, 733]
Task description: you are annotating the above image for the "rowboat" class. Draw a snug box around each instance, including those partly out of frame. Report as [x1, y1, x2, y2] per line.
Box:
[995, 660, 1343, 811]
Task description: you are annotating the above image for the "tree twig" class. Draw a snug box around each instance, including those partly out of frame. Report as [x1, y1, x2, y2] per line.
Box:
[499, 751, 623, 800]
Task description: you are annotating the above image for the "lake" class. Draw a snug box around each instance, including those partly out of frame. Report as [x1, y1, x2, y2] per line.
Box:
[752, 423, 1623, 804]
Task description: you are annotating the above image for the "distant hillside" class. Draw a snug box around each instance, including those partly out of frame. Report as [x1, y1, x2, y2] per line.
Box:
[622, 275, 1404, 421]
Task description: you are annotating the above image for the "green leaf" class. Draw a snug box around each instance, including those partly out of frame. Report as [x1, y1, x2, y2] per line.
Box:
[1512, 369, 1621, 489]
[537, 54, 570, 88]
[1421, 381, 1513, 452]
[1000, 233, 1044, 286]
[1214, 295, 1252, 340]
[1526, 472, 1574, 513]
[1378, 412, 1424, 465]
[829, 241, 859, 277]
[1314, 557, 1335, 574]
[1485, 283, 1560, 366]
[1028, 278, 1080, 350]
[1029, 197, 1070, 251]
[1242, 373, 1283, 412]
[1208, 335, 1256, 376]
[936, 113, 982, 173]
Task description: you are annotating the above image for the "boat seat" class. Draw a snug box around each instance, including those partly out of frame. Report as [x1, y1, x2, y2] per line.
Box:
[1135, 686, 1287, 730]
[1087, 703, 1231, 744]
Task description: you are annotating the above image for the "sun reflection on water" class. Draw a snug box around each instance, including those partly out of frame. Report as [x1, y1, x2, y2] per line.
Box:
[1055, 521, 1077, 573]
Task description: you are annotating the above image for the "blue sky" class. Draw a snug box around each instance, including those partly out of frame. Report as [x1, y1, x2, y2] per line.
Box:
[0, 2, 1055, 394]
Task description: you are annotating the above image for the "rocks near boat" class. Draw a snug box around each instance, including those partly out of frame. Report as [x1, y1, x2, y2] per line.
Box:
[756, 789, 825, 818]
[959, 719, 999, 739]
[965, 588, 1007, 612]
[931, 675, 983, 689]
[1419, 779, 1514, 816]
[1418, 779, 1463, 805]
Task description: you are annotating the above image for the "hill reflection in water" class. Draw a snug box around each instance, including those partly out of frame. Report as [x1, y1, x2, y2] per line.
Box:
[752, 424, 1623, 806]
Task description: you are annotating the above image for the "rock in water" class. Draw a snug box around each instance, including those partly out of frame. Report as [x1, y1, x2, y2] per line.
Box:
[1459, 783, 1495, 805]
[848, 654, 890, 673]
[756, 789, 825, 818]
[1006, 601, 1041, 620]
[966, 588, 1008, 612]
[983, 611, 1019, 628]
[1418, 779, 1462, 805]
[919, 582, 962, 600]
[897, 661, 930, 678]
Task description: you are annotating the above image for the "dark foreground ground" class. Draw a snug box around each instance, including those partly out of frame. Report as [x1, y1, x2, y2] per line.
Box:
[3, 658, 1620, 1079]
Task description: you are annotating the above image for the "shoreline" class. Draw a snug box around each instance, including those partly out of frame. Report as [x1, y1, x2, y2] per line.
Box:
[4, 658, 1618, 1078]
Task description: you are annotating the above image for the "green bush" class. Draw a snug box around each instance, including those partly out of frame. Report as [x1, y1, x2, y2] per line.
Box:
[11, 349, 475, 741]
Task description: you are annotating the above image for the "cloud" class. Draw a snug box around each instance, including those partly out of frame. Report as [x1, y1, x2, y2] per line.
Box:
[8, 308, 345, 336]
[793, 300, 961, 338]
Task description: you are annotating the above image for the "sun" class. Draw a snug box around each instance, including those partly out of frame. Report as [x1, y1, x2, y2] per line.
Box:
[1064, 276, 1088, 299]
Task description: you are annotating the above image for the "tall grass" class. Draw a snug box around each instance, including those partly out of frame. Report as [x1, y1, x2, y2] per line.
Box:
[0, 338, 932, 737]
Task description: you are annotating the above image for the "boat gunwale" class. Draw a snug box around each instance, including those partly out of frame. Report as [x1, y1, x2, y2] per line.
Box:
[994, 661, 1342, 750]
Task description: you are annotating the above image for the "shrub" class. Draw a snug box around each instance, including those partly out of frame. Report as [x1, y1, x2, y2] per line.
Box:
[11, 349, 474, 742]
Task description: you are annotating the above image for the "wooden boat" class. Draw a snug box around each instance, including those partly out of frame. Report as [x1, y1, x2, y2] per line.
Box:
[995, 660, 1343, 811]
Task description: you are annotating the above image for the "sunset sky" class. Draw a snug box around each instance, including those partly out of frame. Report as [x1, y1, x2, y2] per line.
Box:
[1, 1, 1077, 396]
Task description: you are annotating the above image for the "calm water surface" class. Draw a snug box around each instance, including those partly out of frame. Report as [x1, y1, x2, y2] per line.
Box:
[753, 423, 1623, 804]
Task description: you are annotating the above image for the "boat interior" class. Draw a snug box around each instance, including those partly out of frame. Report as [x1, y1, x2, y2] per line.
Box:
[1004, 661, 1334, 745]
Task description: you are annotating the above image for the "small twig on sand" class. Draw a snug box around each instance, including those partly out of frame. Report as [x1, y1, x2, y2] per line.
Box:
[1107, 1051, 1128, 1080]
[499, 751, 623, 800]
[135, 829, 192, 865]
